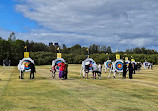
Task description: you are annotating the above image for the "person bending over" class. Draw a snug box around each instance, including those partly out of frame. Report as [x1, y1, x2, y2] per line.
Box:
[84, 61, 90, 79]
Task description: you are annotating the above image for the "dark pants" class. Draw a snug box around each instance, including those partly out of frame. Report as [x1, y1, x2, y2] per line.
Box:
[123, 70, 126, 78]
[30, 72, 34, 79]
[65, 72, 67, 79]
[63, 71, 67, 79]
[133, 69, 135, 74]
[129, 71, 132, 79]
[20, 71, 24, 79]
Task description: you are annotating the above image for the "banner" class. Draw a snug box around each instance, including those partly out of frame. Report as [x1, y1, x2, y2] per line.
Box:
[57, 53, 61, 58]
[125, 57, 128, 61]
[116, 54, 120, 60]
[131, 59, 135, 62]
[24, 52, 29, 58]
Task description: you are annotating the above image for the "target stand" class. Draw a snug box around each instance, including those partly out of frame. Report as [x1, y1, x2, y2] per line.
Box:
[143, 62, 149, 69]
[3, 59, 11, 68]
[109, 59, 123, 78]
[51, 58, 66, 78]
[18, 57, 35, 79]
[52, 58, 66, 71]
[103, 60, 112, 73]
[80, 58, 96, 77]
[108, 62, 116, 78]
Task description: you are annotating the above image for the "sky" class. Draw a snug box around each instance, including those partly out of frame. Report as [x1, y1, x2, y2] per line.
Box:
[0, 0, 158, 51]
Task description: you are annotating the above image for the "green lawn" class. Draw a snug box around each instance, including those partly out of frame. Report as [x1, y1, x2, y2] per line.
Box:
[0, 65, 158, 111]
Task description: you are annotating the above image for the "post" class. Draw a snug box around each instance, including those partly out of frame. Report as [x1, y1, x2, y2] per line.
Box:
[87, 47, 90, 58]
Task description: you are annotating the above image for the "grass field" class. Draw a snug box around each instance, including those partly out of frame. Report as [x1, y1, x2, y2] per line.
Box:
[0, 64, 158, 111]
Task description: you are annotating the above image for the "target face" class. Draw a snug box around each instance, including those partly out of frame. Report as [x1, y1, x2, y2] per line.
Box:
[56, 60, 62, 70]
[115, 62, 123, 71]
[52, 58, 66, 71]
[23, 60, 30, 70]
[145, 62, 148, 66]
[18, 58, 34, 72]
[106, 62, 112, 68]
[89, 61, 93, 70]
[125, 62, 129, 67]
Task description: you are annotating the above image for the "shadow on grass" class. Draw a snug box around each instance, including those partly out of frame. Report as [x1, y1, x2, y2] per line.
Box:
[118, 107, 143, 111]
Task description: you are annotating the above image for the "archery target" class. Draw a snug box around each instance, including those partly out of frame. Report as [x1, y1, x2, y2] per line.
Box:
[56, 60, 62, 70]
[89, 61, 94, 70]
[116, 62, 123, 70]
[18, 57, 34, 72]
[145, 62, 148, 66]
[143, 62, 149, 69]
[105, 60, 112, 69]
[82, 58, 96, 72]
[107, 62, 112, 68]
[23, 60, 31, 70]
[114, 60, 123, 72]
[52, 58, 66, 71]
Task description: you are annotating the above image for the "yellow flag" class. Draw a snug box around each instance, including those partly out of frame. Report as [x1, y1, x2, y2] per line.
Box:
[116, 54, 120, 60]
[131, 59, 135, 62]
[125, 57, 128, 61]
[57, 53, 61, 58]
[87, 48, 89, 51]
[24, 46, 27, 49]
[57, 47, 59, 50]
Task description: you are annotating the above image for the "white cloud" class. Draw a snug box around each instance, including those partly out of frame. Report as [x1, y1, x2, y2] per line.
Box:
[5, 0, 158, 50]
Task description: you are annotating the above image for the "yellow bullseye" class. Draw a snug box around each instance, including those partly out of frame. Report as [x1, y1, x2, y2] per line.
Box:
[118, 64, 122, 68]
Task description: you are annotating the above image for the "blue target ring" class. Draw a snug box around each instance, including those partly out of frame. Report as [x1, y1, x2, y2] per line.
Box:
[145, 63, 148, 66]
[89, 61, 94, 70]
[116, 62, 123, 71]
[56, 60, 62, 69]
[24, 60, 30, 70]
[106, 62, 112, 68]
[125, 62, 129, 66]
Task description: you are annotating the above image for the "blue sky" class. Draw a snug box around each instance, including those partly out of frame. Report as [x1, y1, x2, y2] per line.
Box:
[0, 0, 38, 32]
[0, 0, 158, 51]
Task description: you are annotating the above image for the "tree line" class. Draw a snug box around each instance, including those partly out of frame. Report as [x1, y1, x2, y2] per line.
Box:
[0, 33, 158, 65]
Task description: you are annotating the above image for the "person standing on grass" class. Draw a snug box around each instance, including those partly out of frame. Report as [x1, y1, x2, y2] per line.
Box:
[123, 61, 127, 79]
[133, 63, 136, 74]
[64, 63, 68, 79]
[92, 63, 98, 79]
[19, 62, 25, 79]
[28, 62, 36, 79]
[150, 63, 153, 70]
[97, 63, 102, 79]
[84, 61, 90, 79]
[58, 61, 66, 79]
[137, 62, 141, 71]
[50, 63, 57, 79]
[129, 62, 133, 79]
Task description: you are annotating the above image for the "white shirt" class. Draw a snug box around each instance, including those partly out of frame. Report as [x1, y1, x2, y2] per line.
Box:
[20, 64, 25, 71]
[98, 64, 102, 72]
[92, 64, 98, 71]
[85, 61, 90, 65]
